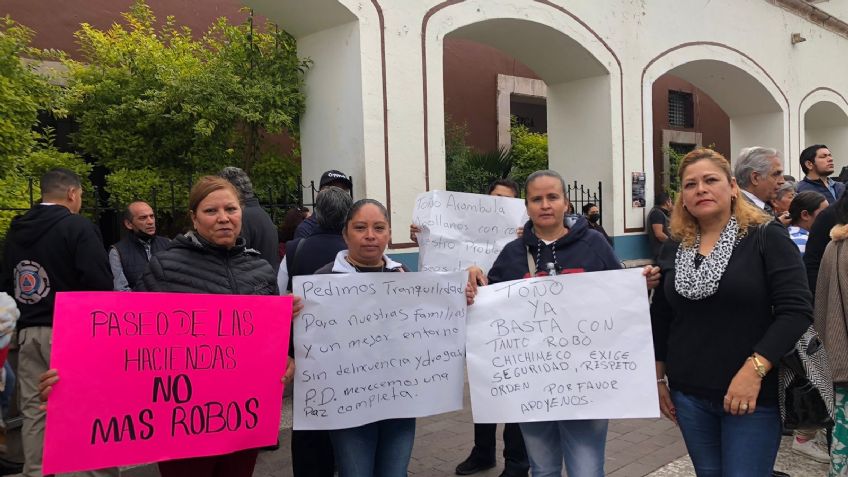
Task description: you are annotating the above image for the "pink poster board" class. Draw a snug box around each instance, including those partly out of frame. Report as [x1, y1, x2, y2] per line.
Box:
[43, 292, 292, 474]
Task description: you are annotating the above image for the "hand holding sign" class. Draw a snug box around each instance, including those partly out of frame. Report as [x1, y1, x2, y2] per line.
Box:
[413, 191, 527, 273]
[43, 292, 292, 475]
[466, 269, 659, 423]
[292, 271, 468, 430]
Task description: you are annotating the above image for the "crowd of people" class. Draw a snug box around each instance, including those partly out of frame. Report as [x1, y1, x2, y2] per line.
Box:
[0, 143, 846, 477]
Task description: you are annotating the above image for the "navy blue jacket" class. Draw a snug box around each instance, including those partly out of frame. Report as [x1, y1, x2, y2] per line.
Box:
[241, 197, 280, 273]
[293, 215, 318, 240]
[285, 227, 347, 291]
[488, 215, 621, 284]
[796, 176, 845, 205]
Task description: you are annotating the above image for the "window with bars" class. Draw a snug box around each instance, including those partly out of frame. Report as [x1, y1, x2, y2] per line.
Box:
[668, 90, 694, 128]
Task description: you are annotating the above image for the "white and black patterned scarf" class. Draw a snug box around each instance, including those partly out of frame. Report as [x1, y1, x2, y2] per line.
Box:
[674, 215, 740, 300]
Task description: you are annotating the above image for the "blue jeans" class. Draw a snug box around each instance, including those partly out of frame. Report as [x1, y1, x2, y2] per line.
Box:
[518, 419, 607, 477]
[671, 390, 781, 477]
[329, 418, 416, 477]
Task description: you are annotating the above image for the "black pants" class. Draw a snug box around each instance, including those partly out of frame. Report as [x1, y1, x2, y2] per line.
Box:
[473, 423, 529, 472]
[292, 429, 335, 477]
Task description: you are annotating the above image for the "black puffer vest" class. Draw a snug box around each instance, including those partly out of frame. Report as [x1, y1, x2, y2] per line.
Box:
[135, 232, 277, 295]
[113, 234, 170, 289]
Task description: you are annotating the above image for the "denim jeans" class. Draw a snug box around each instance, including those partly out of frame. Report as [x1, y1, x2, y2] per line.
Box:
[518, 419, 607, 477]
[329, 418, 416, 477]
[671, 390, 781, 477]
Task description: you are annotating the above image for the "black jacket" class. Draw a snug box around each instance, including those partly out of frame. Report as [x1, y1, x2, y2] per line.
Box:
[135, 232, 277, 296]
[651, 222, 812, 404]
[488, 215, 621, 284]
[293, 215, 318, 240]
[113, 234, 171, 289]
[284, 227, 347, 291]
[0, 204, 112, 329]
[804, 202, 837, 296]
[241, 197, 280, 273]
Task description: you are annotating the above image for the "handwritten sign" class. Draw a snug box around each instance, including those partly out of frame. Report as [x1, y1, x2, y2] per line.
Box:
[466, 269, 658, 423]
[412, 190, 527, 273]
[292, 271, 468, 430]
[43, 292, 292, 474]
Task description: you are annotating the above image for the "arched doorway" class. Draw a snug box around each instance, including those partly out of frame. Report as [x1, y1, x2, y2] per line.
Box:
[643, 44, 789, 196]
[424, 1, 621, 231]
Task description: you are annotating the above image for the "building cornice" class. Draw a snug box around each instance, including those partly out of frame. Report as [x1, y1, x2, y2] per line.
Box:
[766, 0, 848, 40]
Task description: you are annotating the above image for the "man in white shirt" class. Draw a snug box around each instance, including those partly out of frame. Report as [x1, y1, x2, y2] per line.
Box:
[733, 146, 786, 214]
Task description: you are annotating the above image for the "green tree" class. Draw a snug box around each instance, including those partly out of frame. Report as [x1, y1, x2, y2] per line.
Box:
[0, 18, 89, 238]
[663, 146, 685, 199]
[61, 1, 309, 204]
[0, 16, 59, 173]
[509, 118, 548, 186]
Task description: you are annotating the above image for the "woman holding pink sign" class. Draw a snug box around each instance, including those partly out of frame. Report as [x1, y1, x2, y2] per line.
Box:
[53, 175, 287, 477]
[132, 175, 287, 477]
[40, 176, 291, 476]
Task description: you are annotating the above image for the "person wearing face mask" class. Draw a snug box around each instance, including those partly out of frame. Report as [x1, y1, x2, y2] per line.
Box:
[109, 201, 171, 291]
[581, 203, 612, 245]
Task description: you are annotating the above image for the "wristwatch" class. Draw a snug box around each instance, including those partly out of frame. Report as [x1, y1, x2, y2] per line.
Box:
[749, 354, 767, 378]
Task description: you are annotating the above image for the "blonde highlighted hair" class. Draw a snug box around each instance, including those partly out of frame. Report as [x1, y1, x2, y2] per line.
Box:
[669, 148, 771, 246]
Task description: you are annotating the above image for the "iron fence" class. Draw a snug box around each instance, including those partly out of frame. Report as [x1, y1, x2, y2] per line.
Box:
[566, 180, 604, 225]
[470, 179, 604, 224]
[1, 176, 603, 246]
[1, 177, 329, 247]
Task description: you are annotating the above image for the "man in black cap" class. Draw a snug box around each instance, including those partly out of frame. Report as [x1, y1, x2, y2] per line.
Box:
[294, 170, 352, 239]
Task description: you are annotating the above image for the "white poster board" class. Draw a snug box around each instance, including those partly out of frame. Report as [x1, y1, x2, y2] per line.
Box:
[412, 190, 527, 273]
[292, 271, 468, 430]
[466, 268, 659, 423]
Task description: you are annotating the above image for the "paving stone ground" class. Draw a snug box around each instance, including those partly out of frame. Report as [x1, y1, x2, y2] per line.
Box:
[111, 383, 829, 477]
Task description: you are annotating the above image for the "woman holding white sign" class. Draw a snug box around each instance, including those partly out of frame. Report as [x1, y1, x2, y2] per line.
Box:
[478, 170, 659, 477]
[651, 148, 812, 476]
[310, 199, 414, 476]
[298, 198, 476, 476]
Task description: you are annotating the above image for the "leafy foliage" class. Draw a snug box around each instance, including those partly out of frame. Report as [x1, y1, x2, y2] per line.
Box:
[664, 146, 685, 199]
[444, 115, 549, 194]
[0, 16, 65, 173]
[0, 18, 88, 238]
[509, 118, 548, 186]
[61, 1, 309, 198]
[0, 3, 310, 241]
[250, 150, 303, 204]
